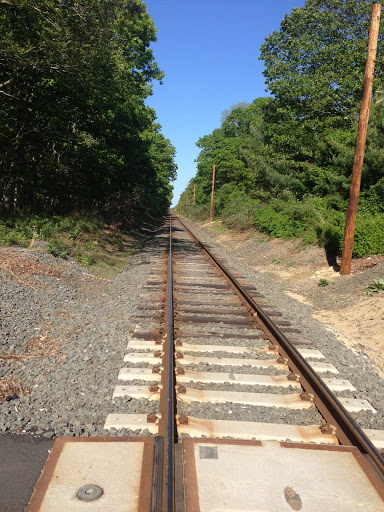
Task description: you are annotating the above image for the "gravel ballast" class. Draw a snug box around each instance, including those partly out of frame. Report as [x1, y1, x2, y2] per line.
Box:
[0, 226, 167, 437]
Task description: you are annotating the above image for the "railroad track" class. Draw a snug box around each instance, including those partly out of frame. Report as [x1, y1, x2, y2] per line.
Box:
[28, 214, 384, 511]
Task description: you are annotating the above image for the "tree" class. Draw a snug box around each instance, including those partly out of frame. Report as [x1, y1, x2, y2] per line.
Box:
[259, 0, 384, 161]
[0, 0, 174, 217]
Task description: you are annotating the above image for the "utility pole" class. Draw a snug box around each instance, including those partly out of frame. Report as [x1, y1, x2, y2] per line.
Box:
[210, 165, 216, 223]
[193, 185, 196, 206]
[340, 3, 381, 275]
[186, 193, 188, 208]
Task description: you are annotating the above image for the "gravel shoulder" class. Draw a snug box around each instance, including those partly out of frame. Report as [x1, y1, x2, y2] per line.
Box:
[0, 224, 163, 438]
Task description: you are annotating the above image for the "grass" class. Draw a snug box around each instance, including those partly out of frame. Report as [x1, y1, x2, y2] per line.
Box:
[0, 213, 145, 277]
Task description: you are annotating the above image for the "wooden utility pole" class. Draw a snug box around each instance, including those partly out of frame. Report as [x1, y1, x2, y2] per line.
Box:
[186, 193, 188, 208]
[340, 3, 381, 275]
[193, 185, 196, 206]
[210, 165, 216, 223]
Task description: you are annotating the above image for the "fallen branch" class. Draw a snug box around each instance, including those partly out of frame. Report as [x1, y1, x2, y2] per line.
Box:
[82, 272, 111, 282]
[7, 269, 38, 291]
[0, 353, 36, 359]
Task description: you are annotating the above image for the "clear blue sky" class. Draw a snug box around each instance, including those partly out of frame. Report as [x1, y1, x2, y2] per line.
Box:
[144, 0, 306, 206]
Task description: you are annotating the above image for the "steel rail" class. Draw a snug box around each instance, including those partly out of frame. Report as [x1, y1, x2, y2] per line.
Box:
[165, 214, 175, 511]
[175, 214, 384, 483]
[153, 215, 176, 512]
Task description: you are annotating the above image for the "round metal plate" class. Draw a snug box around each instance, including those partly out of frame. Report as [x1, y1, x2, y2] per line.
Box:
[76, 484, 104, 502]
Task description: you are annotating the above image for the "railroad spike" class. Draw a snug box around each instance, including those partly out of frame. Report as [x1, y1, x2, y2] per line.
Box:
[288, 373, 301, 382]
[320, 424, 337, 435]
[176, 414, 188, 424]
[300, 392, 314, 402]
[147, 412, 158, 423]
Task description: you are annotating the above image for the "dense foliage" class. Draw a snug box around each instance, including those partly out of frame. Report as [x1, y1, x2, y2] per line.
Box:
[0, 0, 176, 221]
[178, 0, 384, 258]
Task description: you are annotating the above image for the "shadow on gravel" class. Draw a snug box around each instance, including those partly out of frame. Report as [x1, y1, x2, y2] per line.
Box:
[89, 216, 170, 276]
[325, 244, 340, 272]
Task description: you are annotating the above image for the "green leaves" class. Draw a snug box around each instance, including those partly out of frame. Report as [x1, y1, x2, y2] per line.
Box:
[364, 278, 384, 295]
[0, 0, 176, 219]
[259, 0, 383, 161]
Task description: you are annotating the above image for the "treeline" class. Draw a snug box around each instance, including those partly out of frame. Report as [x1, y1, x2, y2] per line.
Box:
[0, 0, 176, 222]
[178, 0, 384, 258]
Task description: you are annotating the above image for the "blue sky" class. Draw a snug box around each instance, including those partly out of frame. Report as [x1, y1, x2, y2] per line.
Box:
[144, 0, 306, 206]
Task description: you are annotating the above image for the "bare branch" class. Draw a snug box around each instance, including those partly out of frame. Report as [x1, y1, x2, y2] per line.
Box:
[30, 5, 59, 29]
[0, 78, 12, 89]
[0, 90, 17, 98]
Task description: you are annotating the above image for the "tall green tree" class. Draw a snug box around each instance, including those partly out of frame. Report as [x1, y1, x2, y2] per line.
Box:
[0, 0, 174, 217]
[259, 0, 384, 162]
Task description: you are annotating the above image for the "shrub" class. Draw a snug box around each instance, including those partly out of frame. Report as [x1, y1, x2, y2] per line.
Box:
[47, 238, 71, 259]
[180, 203, 210, 222]
[222, 195, 259, 230]
[353, 215, 384, 258]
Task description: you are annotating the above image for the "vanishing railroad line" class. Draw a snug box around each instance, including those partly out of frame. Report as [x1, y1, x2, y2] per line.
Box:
[28, 214, 384, 511]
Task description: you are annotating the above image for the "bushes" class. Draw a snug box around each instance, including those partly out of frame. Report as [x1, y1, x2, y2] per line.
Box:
[353, 215, 384, 257]
[252, 195, 342, 250]
[221, 195, 259, 230]
[1, 213, 105, 267]
[251, 195, 384, 257]
[181, 188, 384, 259]
[252, 195, 328, 244]
[0, 214, 104, 246]
[181, 204, 210, 223]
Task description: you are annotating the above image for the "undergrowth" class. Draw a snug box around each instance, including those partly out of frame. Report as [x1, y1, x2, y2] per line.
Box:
[0, 212, 141, 271]
[180, 193, 384, 258]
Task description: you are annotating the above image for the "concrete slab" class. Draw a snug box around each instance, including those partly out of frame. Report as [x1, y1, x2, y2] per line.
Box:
[104, 414, 158, 433]
[183, 438, 384, 511]
[322, 377, 356, 391]
[123, 352, 163, 364]
[309, 361, 339, 374]
[27, 437, 154, 512]
[180, 343, 249, 354]
[176, 370, 301, 388]
[178, 417, 338, 444]
[118, 367, 162, 381]
[179, 355, 289, 370]
[112, 385, 161, 399]
[178, 388, 313, 409]
[338, 397, 377, 413]
[296, 348, 325, 359]
[127, 340, 163, 349]
[365, 429, 384, 449]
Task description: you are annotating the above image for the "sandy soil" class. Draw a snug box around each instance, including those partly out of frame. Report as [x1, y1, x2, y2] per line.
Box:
[200, 222, 384, 376]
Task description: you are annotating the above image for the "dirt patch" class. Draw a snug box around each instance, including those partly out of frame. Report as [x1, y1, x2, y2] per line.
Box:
[0, 251, 57, 277]
[0, 250, 58, 290]
[0, 375, 30, 402]
[313, 297, 384, 377]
